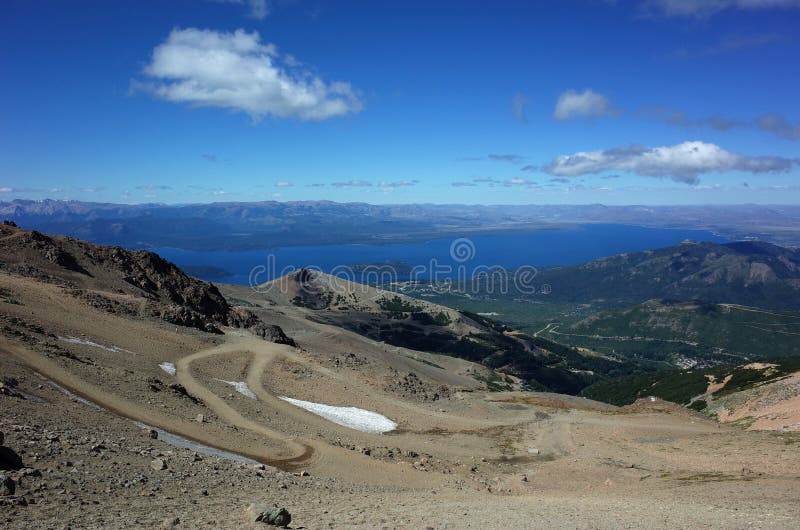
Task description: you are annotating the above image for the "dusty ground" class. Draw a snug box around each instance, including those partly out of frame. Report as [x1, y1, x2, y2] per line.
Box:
[715, 372, 800, 431]
[2, 271, 800, 528]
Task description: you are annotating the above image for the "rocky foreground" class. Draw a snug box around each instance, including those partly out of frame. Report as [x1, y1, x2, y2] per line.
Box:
[3, 360, 800, 529]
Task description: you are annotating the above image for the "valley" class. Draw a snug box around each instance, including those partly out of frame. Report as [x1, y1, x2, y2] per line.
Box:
[1, 223, 799, 527]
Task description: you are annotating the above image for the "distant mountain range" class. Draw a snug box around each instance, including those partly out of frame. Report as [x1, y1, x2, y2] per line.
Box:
[2, 199, 799, 249]
[413, 239, 800, 367]
[538, 240, 800, 311]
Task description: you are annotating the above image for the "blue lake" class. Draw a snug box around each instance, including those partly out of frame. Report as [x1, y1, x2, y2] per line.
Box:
[153, 224, 730, 286]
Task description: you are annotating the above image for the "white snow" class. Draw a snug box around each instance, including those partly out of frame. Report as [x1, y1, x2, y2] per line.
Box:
[216, 379, 257, 400]
[278, 396, 397, 434]
[131, 422, 259, 465]
[59, 336, 136, 355]
[49, 382, 105, 411]
[159, 362, 177, 376]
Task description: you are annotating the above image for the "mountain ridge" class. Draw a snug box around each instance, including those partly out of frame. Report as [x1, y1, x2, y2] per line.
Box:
[3, 199, 800, 248]
[0, 221, 293, 343]
[536, 239, 800, 311]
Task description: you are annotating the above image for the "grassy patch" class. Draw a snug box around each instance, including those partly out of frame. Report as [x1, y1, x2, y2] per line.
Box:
[728, 416, 758, 429]
[403, 355, 444, 370]
[677, 472, 747, 482]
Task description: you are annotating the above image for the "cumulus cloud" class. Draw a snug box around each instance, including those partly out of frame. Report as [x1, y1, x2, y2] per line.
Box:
[554, 89, 618, 121]
[643, 0, 800, 18]
[136, 28, 362, 121]
[543, 141, 794, 184]
[512, 93, 528, 123]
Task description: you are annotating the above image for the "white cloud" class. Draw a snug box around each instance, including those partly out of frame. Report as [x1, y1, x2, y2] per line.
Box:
[274, 181, 293, 187]
[504, 177, 537, 187]
[543, 141, 794, 184]
[553, 89, 618, 120]
[137, 28, 362, 121]
[644, 0, 800, 17]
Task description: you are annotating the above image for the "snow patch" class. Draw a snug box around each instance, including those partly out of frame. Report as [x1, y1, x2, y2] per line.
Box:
[131, 422, 260, 465]
[278, 396, 397, 434]
[49, 382, 105, 411]
[159, 362, 177, 376]
[59, 336, 136, 355]
[216, 379, 257, 400]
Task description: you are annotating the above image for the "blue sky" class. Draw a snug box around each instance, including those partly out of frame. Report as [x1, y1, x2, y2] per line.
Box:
[1, 0, 798, 205]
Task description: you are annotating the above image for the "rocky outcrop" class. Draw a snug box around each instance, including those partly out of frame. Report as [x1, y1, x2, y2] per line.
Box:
[0, 223, 293, 343]
[244, 504, 292, 527]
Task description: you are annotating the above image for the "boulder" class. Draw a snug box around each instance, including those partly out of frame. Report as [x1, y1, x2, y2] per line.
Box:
[143, 428, 159, 439]
[0, 446, 23, 471]
[0, 474, 15, 496]
[150, 458, 167, 471]
[161, 516, 180, 528]
[244, 504, 292, 527]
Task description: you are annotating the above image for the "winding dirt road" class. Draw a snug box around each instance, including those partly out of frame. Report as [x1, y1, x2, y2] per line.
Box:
[2, 338, 321, 470]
